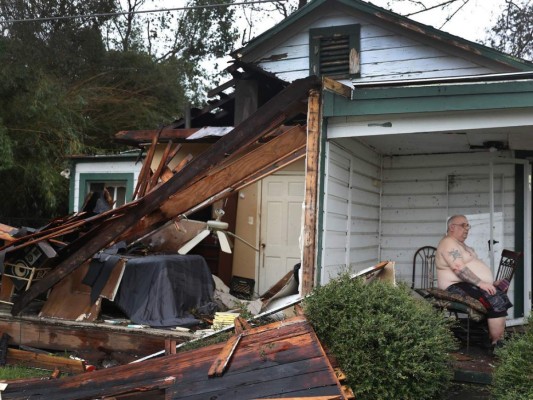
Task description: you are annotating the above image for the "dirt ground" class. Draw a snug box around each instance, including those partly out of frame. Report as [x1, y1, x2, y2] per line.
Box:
[445, 382, 492, 399]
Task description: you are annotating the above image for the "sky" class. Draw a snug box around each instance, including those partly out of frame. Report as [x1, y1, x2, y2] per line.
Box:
[371, 0, 509, 43]
[240, 0, 511, 45]
[146, 0, 510, 45]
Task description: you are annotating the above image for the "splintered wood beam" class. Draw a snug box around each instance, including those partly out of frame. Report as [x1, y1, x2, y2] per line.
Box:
[148, 140, 173, 191]
[11, 75, 321, 316]
[133, 128, 161, 200]
[208, 333, 242, 378]
[302, 89, 321, 296]
[119, 125, 307, 243]
[234, 316, 252, 335]
[165, 143, 183, 166]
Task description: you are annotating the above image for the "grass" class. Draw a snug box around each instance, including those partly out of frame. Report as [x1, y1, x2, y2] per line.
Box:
[0, 365, 52, 380]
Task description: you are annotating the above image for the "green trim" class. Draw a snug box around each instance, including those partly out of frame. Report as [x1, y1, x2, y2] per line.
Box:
[514, 163, 525, 317]
[78, 173, 134, 212]
[68, 161, 76, 214]
[309, 24, 361, 79]
[316, 118, 328, 287]
[323, 80, 533, 117]
[514, 151, 533, 317]
[235, 0, 533, 71]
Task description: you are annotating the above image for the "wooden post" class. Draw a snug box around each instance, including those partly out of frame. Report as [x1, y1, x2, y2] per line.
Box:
[165, 339, 177, 355]
[301, 89, 321, 295]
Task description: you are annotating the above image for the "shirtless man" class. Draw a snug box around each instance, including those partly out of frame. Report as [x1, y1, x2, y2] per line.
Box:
[435, 215, 511, 346]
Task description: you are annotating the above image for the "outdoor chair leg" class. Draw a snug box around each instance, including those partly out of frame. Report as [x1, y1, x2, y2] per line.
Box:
[466, 317, 470, 353]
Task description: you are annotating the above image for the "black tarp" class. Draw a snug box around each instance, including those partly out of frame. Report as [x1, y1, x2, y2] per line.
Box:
[114, 254, 216, 327]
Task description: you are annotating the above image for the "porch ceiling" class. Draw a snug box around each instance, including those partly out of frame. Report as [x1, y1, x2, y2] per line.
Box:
[349, 126, 533, 156]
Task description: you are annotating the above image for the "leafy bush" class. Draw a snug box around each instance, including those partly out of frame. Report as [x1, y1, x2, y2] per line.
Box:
[303, 275, 456, 400]
[491, 318, 533, 400]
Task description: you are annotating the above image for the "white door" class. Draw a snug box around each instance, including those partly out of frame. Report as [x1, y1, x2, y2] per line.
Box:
[463, 212, 504, 275]
[447, 173, 505, 271]
[258, 174, 304, 294]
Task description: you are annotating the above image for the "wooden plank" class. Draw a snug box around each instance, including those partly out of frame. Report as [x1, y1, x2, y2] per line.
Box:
[322, 77, 351, 98]
[148, 140, 174, 191]
[169, 365, 340, 400]
[0, 316, 177, 365]
[133, 128, 162, 200]
[6, 348, 85, 374]
[157, 152, 192, 185]
[172, 153, 193, 173]
[164, 339, 176, 356]
[302, 89, 321, 295]
[164, 143, 182, 166]
[207, 77, 237, 98]
[11, 75, 320, 316]
[234, 316, 252, 335]
[207, 333, 242, 377]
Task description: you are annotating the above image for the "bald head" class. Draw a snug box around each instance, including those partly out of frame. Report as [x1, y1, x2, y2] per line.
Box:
[447, 215, 466, 233]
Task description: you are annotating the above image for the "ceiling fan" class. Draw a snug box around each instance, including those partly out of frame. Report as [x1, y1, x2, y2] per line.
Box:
[178, 209, 258, 255]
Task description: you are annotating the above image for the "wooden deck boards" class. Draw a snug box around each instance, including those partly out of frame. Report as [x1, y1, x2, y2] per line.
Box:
[0, 305, 193, 364]
[2, 316, 346, 400]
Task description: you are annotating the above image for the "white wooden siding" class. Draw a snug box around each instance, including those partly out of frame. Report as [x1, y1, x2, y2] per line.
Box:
[322, 140, 518, 307]
[252, 11, 499, 83]
[321, 139, 381, 284]
[379, 152, 516, 287]
[74, 161, 141, 212]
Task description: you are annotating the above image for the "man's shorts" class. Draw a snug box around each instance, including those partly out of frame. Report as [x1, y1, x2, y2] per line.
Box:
[447, 282, 512, 318]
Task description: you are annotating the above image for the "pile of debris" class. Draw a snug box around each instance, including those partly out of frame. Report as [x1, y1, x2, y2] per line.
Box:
[0, 313, 355, 399]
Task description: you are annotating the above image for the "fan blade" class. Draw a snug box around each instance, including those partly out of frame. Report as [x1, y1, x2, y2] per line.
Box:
[216, 230, 232, 254]
[178, 229, 211, 254]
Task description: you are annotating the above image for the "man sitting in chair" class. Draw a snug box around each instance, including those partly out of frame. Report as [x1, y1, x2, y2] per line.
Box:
[435, 214, 512, 347]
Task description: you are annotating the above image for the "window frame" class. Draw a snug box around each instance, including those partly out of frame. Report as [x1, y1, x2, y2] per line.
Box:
[78, 173, 134, 212]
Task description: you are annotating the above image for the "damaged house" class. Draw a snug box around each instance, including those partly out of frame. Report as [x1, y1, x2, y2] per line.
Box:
[0, 0, 532, 394]
[112, 0, 533, 321]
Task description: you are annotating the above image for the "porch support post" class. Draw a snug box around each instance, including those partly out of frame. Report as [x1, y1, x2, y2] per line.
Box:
[302, 89, 322, 295]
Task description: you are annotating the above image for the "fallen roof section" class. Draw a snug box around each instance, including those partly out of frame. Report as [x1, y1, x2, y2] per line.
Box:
[4, 75, 321, 316]
[2, 316, 350, 400]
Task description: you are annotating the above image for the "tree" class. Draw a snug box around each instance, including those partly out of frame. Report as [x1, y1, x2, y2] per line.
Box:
[0, 0, 238, 225]
[102, 0, 238, 91]
[488, 0, 533, 60]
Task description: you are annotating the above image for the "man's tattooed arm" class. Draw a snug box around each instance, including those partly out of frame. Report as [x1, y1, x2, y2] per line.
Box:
[449, 249, 461, 261]
[447, 248, 482, 285]
[457, 267, 482, 285]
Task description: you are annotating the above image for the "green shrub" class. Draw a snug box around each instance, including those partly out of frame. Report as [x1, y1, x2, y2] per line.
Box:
[303, 275, 456, 400]
[491, 318, 533, 400]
